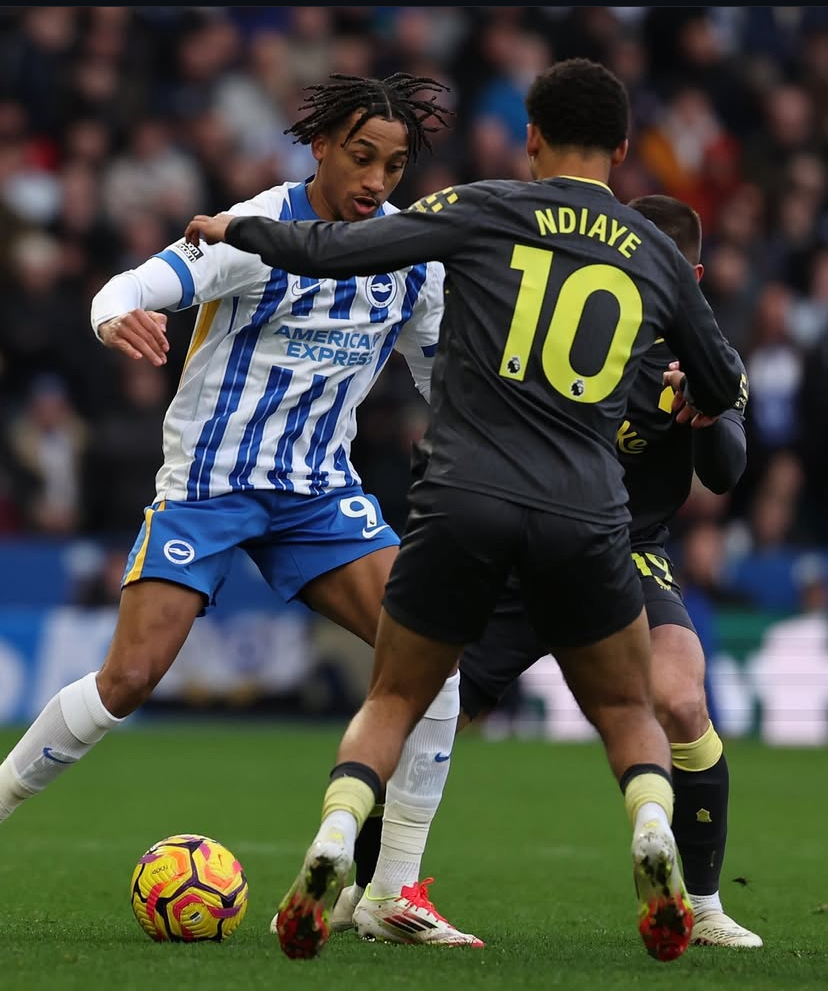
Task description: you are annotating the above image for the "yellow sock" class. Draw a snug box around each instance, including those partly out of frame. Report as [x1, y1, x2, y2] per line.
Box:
[624, 771, 674, 827]
[671, 721, 723, 773]
[321, 776, 377, 834]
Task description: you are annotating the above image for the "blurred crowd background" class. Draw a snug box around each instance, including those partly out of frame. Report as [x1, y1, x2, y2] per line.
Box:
[0, 7, 827, 737]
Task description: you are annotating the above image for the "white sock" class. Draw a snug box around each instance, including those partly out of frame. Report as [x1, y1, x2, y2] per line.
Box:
[689, 891, 723, 913]
[634, 801, 671, 835]
[0, 672, 122, 822]
[370, 671, 460, 899]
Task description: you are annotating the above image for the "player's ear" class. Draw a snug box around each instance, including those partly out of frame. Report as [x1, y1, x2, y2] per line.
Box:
[310, 132, 327, 164]
[525, 123, 541, 160]
[610, 138, 629, 167]
[694, 263, 704, 283]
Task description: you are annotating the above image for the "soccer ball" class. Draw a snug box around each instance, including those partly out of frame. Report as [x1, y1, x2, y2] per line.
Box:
[130, 833, 248, 942]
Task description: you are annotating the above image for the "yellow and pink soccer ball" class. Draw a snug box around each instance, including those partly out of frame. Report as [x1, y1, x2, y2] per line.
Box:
[130, 833, 248, 942]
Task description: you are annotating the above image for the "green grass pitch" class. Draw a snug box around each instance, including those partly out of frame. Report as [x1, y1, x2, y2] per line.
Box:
[0, 722, 825, 991]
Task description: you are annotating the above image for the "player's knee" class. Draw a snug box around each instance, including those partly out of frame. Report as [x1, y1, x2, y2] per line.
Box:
[97, 662, 161, 716]
[656, 696, 709, 743]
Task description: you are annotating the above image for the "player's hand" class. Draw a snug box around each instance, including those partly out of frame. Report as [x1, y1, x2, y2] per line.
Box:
[185, 213, 235, 246]
[97, 309, 169, 366]
[662, 362, 718, 429]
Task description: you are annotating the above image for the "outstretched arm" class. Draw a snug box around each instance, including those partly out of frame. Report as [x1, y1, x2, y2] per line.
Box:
[185, 195, 471, 278]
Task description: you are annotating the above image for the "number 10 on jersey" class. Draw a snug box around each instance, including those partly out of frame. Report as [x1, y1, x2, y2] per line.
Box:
[498, 244, 643, 404]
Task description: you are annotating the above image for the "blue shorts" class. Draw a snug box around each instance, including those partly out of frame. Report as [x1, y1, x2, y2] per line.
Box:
[122, 487, 399, 610]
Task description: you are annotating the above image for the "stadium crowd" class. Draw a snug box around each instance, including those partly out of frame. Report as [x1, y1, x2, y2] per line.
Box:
[0, 6, 827, 620]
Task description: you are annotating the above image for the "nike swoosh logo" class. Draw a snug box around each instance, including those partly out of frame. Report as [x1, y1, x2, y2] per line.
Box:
[291, 281, 322, 297]
[362, 524, 390, 539]
[42, 747, 73, 764]
[434, 752, 451, 762]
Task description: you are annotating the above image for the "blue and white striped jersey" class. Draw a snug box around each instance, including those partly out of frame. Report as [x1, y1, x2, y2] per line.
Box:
[150, 180, 443, 501]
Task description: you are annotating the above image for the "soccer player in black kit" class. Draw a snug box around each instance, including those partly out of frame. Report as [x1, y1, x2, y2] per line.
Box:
[186, 59, 746, 963]
[318, 196, 759, 953]
[605, 196, 759, 948]
[333, 195, 759, 950]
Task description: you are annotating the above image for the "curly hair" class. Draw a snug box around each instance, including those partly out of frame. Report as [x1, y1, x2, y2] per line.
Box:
[525, 58, 629, 153]
[286, 73, 453, 163]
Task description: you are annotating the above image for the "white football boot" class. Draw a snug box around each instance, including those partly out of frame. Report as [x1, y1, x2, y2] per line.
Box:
[330, 883, 364, 932]
[632, 821, 694, 962]
[690, 907, 763, 948]
[272, 839, 352, 959]
[352, 877, 484, 946]
[271, 879, 363, 936]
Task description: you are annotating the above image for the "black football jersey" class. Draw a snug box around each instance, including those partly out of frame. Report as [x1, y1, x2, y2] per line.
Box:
[619, 340, 748, 544]
[227, 176, 745, 525]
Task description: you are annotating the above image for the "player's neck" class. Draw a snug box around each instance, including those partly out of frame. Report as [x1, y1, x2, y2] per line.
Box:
[305, 178, 336, 221]
[532, 149, 612, 188]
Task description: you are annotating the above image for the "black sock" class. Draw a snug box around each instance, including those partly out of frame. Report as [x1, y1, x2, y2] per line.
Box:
[354, 811, 383, 889]
[671, 753, 729, 896]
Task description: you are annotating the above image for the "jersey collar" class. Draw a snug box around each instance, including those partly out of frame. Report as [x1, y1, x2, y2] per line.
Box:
[288, 178, 321, 220]
[554, 175, 614, 195]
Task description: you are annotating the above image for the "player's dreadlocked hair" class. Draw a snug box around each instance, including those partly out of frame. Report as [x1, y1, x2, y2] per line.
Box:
[285, 73, 453, 163]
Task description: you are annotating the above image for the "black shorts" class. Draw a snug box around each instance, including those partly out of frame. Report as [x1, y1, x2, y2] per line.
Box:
[383, 479, 644, 654]
[631, 544, 697, 634]
[459, 543, 695, 719]
[458, 572, 547, 719]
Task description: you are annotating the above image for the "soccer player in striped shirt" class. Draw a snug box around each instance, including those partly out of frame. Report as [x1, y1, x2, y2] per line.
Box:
[0, 73, 477, 943]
